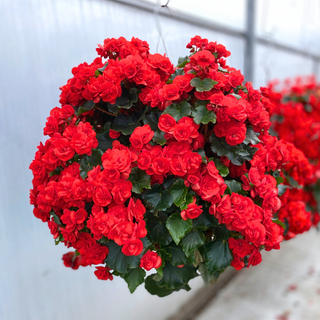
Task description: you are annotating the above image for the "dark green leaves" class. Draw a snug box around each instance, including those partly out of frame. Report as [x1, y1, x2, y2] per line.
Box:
[145, 275, 190, 297]
[128, 167, 151, 194]
[180, 230, 205, 257]
[278, 184, 290, 196]
[193, 208, 218, 229]
[166, 213, 192, 245]
[156, 263, 198, 290]
[152, 131, 166, 146]
[143, 112, 162, 132]
[225, 180, 243, 195]
[192, 104, 216, 125]
[146, 211, 173, 246]
[210, 133, 258, 166]
[169, 68, 185, 81]
[169, 178, 188, 207]
[167, 243, 190, 266]
[162, 101, 192, 121]
[190, 77, 218, 92]
[124, 268, 146, 293]
[106, 87, 138, 111]
[212, 158, 229, 177]
[201, 239, 232, 276]
[105, 241, 141, 273]
[142, 184, 173, 213]
[243, 127, 261, 145]
[111, 107, 147, 135]
[177, 56, 190, 68]
[272, 218, 286, 230]
[96, 122, 114, 152]
[76, 100, 95, 116]
[79, 149, 103, 179]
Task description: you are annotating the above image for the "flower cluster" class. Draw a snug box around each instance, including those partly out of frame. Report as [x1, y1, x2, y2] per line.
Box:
[30, 36, 310, 297]
[264, 77, 320, 239]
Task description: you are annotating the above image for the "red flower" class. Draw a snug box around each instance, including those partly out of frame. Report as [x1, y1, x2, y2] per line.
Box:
[53, 138, 75, 161]
[94, 266, 113, 281]
[140, 250, 162, 270]
[129, 125, 154, 150]
[160, 84, 180, 101]
[111, 180, 132, 204]
[84, 244, 109, 265]
[62, 252, 83, 270]
[109, 129, 121, 139]
[225, 124, 246, 146]
[158, 114, 176, 132]
[122, 239, 143, 256]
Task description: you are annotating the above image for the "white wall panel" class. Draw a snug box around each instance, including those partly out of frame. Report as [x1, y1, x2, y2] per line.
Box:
[254, 44, 314, 88]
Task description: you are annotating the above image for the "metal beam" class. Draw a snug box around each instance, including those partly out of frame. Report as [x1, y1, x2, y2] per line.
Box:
[107, 0, 320, 64]
[107, 0, 246, 39]
[244, 0, 255, 82]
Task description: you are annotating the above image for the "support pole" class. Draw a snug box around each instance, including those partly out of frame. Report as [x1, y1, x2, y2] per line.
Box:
[244, 0, 255, 83]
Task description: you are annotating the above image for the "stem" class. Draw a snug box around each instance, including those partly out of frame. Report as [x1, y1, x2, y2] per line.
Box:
[95, 106, 117, 117]
[207, 128, 215, 138]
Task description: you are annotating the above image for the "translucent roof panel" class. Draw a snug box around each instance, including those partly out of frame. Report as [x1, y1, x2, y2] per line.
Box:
[256, 0, 320, 56]
[142, 0, 247, 31]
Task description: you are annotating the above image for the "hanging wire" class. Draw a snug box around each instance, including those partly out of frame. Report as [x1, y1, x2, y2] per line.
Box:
[154, 0, 172, 60]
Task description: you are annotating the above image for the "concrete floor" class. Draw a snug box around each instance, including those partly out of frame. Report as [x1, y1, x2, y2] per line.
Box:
[195, 228, 320, 320]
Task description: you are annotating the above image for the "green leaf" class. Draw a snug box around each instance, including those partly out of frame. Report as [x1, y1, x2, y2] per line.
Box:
[225, 180, 242, 195]
[152, 131, 166, 146]
[128, 167, 151, 194]
[202, 239, 232, 276]
[196, 148, 207, 163]
[190, 77, 218, 92]
[210, 133, 258, 166]
[243, 127, 261, 145]
[177, 56, 190, 68]
[169, 68, 185, 81]
[124, 268, 146, 293]
[170, 179, 188, 207]
[97, 62, 108, 73]
[166, 213, 192, 245]
[163, 176, 175, 190]
[179, 194, 194, 210]
[111, 107, 147, 135]
[96, 122, 114, 152]
[105, 241, 141, 273]
[162, 101, 192, 121]
[145, 275, 190, 297]
[146, 211, 173, 246]
[193, 207, 218, 229]
[79, 149, 103, 179]
[212, 158, 229, 177]
[76, 100, 95, 116]
[214, 225, 231, 240]
[275, 176, 284, 186]
[142, 184, 173, 213]
[278, 184, 290, 196]
[50, 210, 62, 225]
[167, 242, 189, 266]
[180, 230, 205, 257]
[230, 93, 242, 100]
[97, 236, 109, 245]
[141, 236, 153, 250]
[107, 87, 138, 110]
[192, 104, 216, 125]
[272, 218, 286, 230]
[143, 112, 162, 132]
[156, 263, 198, 290]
